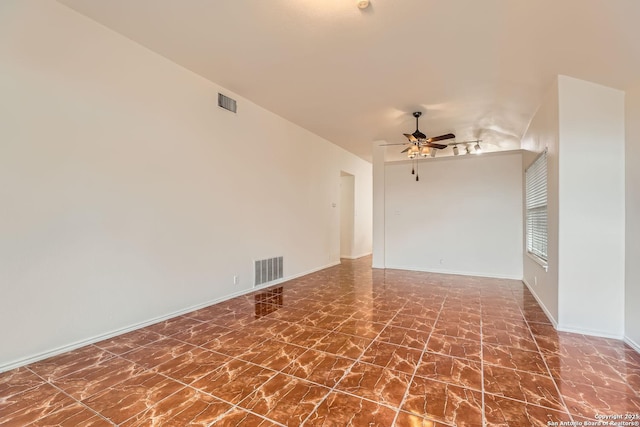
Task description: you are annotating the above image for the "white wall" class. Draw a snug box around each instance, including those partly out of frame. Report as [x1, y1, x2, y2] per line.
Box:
[0, 0, 372, 370]
[384, 152, 523, 279]
[557, 76, 625, 338]
[625, 81, 640, 350]
[340, 173, 355, 258]
[372, 141, 386, 268]
[521, 80, 560, 324]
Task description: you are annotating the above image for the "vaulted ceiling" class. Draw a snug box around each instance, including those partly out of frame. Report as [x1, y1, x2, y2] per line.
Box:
[58, 0, 640, 161]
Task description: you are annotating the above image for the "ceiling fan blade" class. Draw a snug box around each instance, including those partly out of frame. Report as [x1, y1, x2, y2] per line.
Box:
[403, 133, 418, 143]
[425, 142, 448, 150]
[400, 147, 411, 153]
[426, 133, 456, 143]
[413, 130, 427, 140]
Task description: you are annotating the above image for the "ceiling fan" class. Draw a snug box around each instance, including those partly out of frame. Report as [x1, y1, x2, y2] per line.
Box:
[402, 111, 456, 153]
[383, 111, 456, 157]
[381, 111, 456, 180]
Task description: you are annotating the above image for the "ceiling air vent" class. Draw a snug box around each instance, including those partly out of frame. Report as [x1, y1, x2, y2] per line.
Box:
[218, 93, 237, 113]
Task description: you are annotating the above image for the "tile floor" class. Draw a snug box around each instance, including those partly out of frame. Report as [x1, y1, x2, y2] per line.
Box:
[1, 257, 639, 426]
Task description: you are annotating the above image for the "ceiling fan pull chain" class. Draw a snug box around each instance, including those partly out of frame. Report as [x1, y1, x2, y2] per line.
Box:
[411, 159, 415, 175]
[416, 160, 419, 181]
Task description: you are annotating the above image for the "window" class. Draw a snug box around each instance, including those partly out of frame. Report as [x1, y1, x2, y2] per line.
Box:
[525, 150, 548, 263]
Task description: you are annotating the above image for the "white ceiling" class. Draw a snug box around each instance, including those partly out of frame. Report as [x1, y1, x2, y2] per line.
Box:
[57, 0, 640, 162]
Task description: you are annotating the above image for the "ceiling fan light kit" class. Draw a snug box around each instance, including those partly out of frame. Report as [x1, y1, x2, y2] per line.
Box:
[381, 111, 485, 180]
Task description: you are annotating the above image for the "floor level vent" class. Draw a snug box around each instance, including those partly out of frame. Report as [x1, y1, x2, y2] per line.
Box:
[254, 256, 283, 286]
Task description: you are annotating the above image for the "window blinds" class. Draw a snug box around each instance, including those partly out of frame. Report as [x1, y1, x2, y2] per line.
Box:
[525, 151, 548, 262]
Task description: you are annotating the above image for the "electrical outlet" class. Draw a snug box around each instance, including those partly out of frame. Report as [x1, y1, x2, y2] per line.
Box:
[439, 259, 444, 265]
[233, 275, 238, 285]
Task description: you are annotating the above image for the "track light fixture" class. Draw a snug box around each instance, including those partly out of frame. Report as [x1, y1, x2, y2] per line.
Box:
[465, 146, 471, 155]
[474, 141, 482, 153]
[452, 145, 459, 156]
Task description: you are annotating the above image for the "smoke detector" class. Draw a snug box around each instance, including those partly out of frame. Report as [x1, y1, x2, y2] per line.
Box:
[357, 0, 370, 9]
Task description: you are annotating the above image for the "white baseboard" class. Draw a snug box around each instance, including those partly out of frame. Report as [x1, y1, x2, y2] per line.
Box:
[384, 264, 523, 281]
[521, 278, 558, 328]
[340, 252, 372, 260]
[0, 261, 341, 374]
[555, 325, 623, 340]
[624, 336, 640, 354]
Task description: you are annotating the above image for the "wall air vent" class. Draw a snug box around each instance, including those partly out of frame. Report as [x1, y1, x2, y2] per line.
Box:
[254, 256, 283, 287]
[218, 93, 237, 113]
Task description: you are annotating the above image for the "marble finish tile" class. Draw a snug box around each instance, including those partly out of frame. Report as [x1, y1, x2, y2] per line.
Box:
[145, 315, 204, 337]
[360, 341, 423, 374]
[401, 377, 483, 427]
[432, 319, 481, 341]
[376, 325, 430, 350]
[0, 367, 45, 398]
[201, 329, 265, 357]
[306, 391, 397, 426]
[51, 356, 147, 400]
[482, 306, 524, 320]
[152, 347, 230, 384]
[94, 329, 162, 355]
[241, 318, 292, 340]
[81, 372, 183, 425]
[122, 338, 195, 369]
[283, 349, 355, 387]
[1, 256, 638, 425]
[120, 387, 232, 427]
[484, 365, 565, 411]
[191, 359, 277, 404]
[546, 353, 634, 393]
[313, 332, 372, 360]
[239, 374, 330, 426]
[484, 394, 573, 426]
[271, 324, 329, 349]
[212, 408, 280, 426]
[350, 308, 397, 324]
[415, 352, 483, 391]
[30, 403, 113, 426]
[28, 346, 114, 381]
[483, 344, 549, 375]
[386, 314, 435, 333]
[394, 412, 454, 427]
[334, 318, 387, 339]
[335, 362, 411, 408]
[238, 339, 306, 371]
[426, 334, 482, 361]
[207, 310, 259, 329]
[437, 312, 481, 325]
[482, 316, 530, 333]
[524, 311, 553, 324]
[182, 304, 228, 322]
[614, 365, 640, 393]
[298, 312, 346, 331]
[558, 379, 640, 419]
[482, 326, 538, 352]
[169, 322, 232, 346]
[0, 383, 77, 426]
